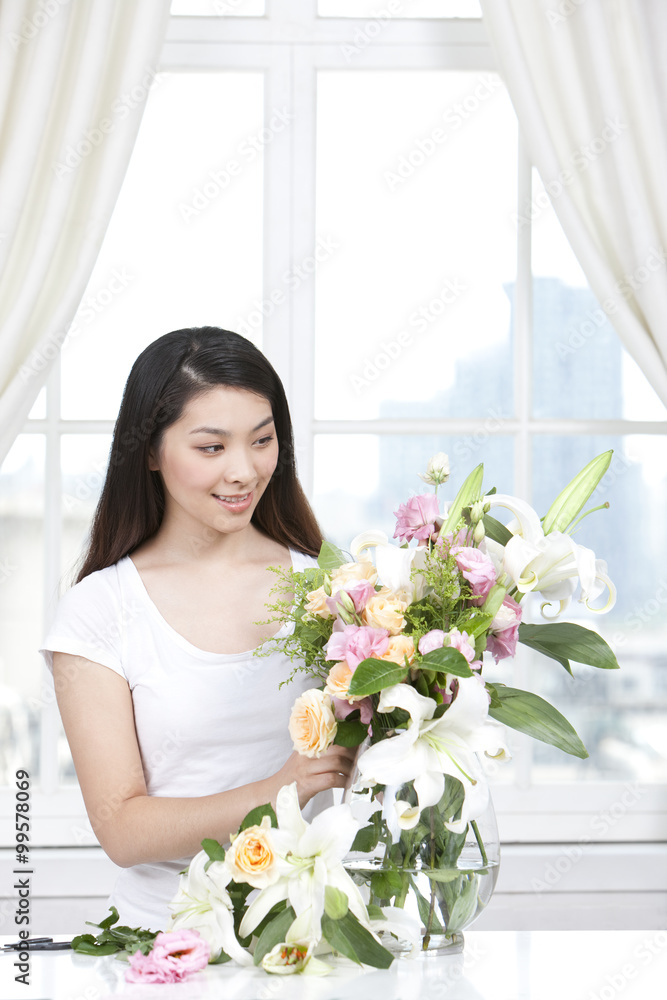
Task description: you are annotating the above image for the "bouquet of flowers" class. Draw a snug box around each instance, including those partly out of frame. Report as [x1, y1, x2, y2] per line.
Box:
[261, 451, 619, 951]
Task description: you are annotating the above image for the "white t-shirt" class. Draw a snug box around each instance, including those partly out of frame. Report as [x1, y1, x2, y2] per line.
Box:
[40, 547, 329, 930]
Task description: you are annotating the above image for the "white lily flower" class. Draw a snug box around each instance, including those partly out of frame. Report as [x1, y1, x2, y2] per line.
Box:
[168, 851, 252, 966]
[261, 910, 333, 976]
[369, 905, 422, 956]
[350, 530, 428, 603]
[502, 530, 616, 617]
[239, 783, 369, 943]
[356, 680, 509, 835]
[485, 494, 616, 616]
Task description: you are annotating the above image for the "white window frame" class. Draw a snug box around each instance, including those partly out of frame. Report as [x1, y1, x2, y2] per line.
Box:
[3, 1, 666, 851]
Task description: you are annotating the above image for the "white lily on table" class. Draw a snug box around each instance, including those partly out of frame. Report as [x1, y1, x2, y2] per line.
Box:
[238, 783, 370, 943]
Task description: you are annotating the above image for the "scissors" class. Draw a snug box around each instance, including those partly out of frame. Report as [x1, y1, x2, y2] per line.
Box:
[1, 937, 72, 951]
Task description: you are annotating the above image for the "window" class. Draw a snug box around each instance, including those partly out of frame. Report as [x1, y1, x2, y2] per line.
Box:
[2, 2, 665, 848]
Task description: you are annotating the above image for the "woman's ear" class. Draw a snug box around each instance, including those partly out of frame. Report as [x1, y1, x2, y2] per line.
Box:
[147, 447, 160, 472]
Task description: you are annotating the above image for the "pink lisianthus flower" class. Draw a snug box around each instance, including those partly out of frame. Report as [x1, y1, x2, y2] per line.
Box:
[326, 624, 390, 669]
[446, 628, 476, 663]
[452, 546, 497, 601]
[125, 930, 210, 983]
[393, 493, 441, 544]
[486, 595, 523, 662]
[325, 579, 376, 618]
[333, 695, 373, 725]
[418, 629, 446, 655]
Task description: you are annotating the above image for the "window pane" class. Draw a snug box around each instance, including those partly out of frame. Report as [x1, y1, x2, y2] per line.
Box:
[61, 436, 112, 583]
[171, 0, 265, 15]
[0, 436, 45, 786]
[312, 433, 514, 547]
[319, 0, 481, 16]
[61, 72, 264, 420]
[529, 434, 667, 783]
[315, 71, 517, 420]
[531, 169, 667, 421]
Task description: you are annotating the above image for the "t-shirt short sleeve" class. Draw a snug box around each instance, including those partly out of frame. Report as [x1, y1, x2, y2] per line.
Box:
[40, 565, 127, 680]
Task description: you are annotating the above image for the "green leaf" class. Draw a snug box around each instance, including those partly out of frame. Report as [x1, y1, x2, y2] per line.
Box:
[438, 464, 485, 537]
[419, 646, 473, 677]
[369, 868, 404, 899]
[518, 622, 619, 672]
[253, 906, 296, 966]
[85, 906, 119, 931]
[461, 611, 494, 640]
[350, 822, 380, 853]
[321, 910, 393, 969]
[318, 540, 347, 571]
[412, 878, 445, 935]
[209, 948, 233, 965]
[347, 657, 409, 697]
[324, 885, 349, 920]
[201, 838, 226, 869]
[333, 718, 369, 747]
[71, 938, 120, 956]
[487, 683, 588, 758]
[422, 869, 465, 884]
[482, 514, 513, 546]
[239, 802, 278, 831]
[542, 450, 613, 535]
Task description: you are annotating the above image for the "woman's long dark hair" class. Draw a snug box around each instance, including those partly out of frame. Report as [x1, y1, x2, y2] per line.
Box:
[76, 327, 322, 581]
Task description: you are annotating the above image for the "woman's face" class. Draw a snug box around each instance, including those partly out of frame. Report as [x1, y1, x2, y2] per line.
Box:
[150, 386, 279, 538]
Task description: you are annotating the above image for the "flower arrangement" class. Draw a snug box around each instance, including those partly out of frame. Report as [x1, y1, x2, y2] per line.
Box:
[260, 451, 619, 950]
[72, 451, 620, 972]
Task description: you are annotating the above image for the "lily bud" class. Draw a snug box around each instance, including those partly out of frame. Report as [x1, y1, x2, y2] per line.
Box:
[470, 500, 486, 524]
[473, 520, 485, 544]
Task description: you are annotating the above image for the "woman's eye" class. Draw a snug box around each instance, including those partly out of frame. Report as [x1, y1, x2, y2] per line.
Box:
[199, 445, 224, 454]
[255, 435, 274, 447]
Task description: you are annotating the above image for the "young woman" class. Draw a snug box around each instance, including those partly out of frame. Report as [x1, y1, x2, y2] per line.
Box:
[41, 327, 356, 929]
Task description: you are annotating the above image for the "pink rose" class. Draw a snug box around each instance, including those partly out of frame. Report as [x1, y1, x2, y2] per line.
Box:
[326, 624, 390, 669]
[325, 578, 376, 618]
[452, 546, 496, 600]
[486, 595, 523, 662]
[125, 930, 210, 983]
[418, 629, 446, 655]
[393, 493, 441, 544]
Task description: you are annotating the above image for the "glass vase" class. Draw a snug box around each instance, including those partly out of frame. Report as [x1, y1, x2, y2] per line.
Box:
[345, 771, 500, 956]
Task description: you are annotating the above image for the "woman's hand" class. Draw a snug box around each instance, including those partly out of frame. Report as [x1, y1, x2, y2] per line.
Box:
[270, 744, 358, 809]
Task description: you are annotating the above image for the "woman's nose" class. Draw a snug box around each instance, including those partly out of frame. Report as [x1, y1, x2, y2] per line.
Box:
[223, 447, 255, 484]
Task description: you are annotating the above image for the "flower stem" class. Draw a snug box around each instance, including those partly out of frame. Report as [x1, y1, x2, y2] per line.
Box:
[471, 820, 488, 866]
[423, 807, 437, 950]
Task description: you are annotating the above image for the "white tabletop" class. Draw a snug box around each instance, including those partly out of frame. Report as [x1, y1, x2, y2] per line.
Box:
[2, 930, 666, 999]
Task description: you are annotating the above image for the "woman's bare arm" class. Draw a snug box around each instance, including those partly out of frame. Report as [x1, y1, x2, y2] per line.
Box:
[52, 652, 355, 868]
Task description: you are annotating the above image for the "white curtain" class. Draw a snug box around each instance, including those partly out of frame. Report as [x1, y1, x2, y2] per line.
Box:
[0, 0, 171, 465]
[480, 0, 667, 406]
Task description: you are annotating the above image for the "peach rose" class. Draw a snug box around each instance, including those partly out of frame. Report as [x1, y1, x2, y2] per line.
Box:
[362, 590, 408, 635]
[330, 559, 378, 591]
[226, 815, 277, 889]
[304, 585, 333, 619]
[380, 634, 415, 666]
[288, 689, 337, 758]
[323, 660, 354, 700]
